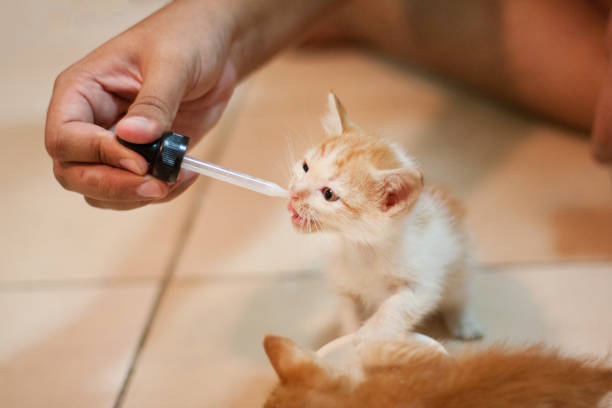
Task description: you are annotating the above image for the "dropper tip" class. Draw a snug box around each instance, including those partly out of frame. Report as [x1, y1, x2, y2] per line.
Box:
[260, 182, 289, 197]
[270, 185, 289, 198]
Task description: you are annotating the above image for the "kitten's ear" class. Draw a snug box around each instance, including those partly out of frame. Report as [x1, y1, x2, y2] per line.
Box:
[375, 167, 423, 216]
[264, 335, 334, 386]
[321, 92, 355, 136]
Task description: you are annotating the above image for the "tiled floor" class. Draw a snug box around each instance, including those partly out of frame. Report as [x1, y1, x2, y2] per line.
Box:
[1, 2, 612, 408]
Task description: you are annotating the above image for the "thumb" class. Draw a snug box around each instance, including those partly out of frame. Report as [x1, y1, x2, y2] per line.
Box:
[116, 64, 186, 144]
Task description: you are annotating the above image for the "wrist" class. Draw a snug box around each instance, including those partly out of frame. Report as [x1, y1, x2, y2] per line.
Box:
[224, 0, 347, 78]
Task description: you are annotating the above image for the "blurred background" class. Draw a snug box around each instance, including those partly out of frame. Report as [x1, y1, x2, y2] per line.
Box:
[1, 1, 611, 407]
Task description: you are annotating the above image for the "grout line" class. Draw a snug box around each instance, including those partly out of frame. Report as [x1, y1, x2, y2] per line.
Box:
[112, 85, 251, 408]
[0, 276, 158, 292]
[171, 269, 323, 285]
[111, 187, 204, 408]
[480, 259, 612, 273]
[0, 260, 608, 293]
[166, 259, 612, 287]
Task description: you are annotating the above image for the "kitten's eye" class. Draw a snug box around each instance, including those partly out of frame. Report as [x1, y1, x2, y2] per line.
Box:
[321, 187, 339, 202]
[303, 162, 309, 173]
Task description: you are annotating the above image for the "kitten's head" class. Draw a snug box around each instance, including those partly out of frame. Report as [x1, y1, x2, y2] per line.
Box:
[262, 334, 445, 408]
[288, 93, 423, 240]
[262, 335, 350, 408]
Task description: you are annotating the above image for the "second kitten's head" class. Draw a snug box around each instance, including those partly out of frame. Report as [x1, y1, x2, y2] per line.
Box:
[288, 93, 423, 240]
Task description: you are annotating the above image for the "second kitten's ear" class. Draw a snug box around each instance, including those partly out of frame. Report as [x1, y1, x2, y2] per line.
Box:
[321, 92, 355, 136]
[264, 335, 335, 386]
[375, 167, 423, 216]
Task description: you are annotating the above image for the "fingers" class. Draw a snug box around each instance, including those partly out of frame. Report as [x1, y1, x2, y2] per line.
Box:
[47, 121, 149, 175]
[115, 57, 189, 144]
[83, 170, 199, 210]
[53, 162, 168, 202]
[156, 170, 199, 203]
[45, 69, 150, 175]
[84, 197, 151, 211]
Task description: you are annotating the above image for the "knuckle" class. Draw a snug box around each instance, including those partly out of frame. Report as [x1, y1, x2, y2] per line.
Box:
[44, 131, 57, 158]
[96, 173, 124, 201]
[47, 129, 69, 161]
[132, 94, 172, 119]
[92, 134, 105, 164]
[52, 161, 70, 190]
[53, 68, 73, 92]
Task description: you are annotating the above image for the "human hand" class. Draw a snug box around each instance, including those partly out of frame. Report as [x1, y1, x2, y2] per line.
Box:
[593, 72, 612, 164]
[45, 0, 236, 210]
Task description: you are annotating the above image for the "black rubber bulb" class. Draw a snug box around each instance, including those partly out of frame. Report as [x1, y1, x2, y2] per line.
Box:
[116, 132, 190, 183]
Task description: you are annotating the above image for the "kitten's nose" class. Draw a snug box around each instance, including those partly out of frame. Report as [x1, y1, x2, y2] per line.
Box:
[290, 190, 306, 201]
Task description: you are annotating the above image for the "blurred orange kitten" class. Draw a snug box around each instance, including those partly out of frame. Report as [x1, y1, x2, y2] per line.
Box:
[288, 93, 481, 341]
[263, 335, 612, 408]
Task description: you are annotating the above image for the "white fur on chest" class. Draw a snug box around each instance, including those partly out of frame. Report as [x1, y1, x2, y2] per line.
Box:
[327, 191, 464, 311]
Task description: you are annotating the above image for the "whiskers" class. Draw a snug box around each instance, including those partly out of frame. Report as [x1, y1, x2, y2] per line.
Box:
[297, 207, 323, 233]
[308, 212, 323, 233]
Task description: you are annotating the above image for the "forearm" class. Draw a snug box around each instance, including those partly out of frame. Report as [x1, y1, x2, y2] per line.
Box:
[124, 0, 345, 81]
[325, 0, 606, 129]
[225, 0, 347, 78]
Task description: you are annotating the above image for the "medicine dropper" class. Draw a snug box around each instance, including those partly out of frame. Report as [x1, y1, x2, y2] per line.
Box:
[117, 132, 288, 197]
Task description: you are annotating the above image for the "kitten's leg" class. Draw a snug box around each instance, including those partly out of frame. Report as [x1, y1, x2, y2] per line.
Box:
[440, 261, 483, 340]
[340, 295, 362, 335]
[356, 288, 439, 342]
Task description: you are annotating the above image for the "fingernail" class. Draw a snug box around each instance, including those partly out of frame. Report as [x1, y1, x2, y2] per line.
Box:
[120, 116, 155, 133]
[137, 180, 163, 198]
[120, 158, 147, 175]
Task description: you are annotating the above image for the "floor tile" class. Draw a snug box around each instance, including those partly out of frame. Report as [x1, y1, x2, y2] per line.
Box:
[0, 283, 157, 408]
[121, 264, 611, 407]
[0, 80, 250, 282]
[465, 129, 612, 263]
[429, 263, 612, 355]
[0, 121, 196, 282]
[0, 0, 168, 123]
[120, 276, 338, 408]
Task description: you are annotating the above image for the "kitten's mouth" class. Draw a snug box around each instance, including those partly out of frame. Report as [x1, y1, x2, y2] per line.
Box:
[287, 201, 307, 229]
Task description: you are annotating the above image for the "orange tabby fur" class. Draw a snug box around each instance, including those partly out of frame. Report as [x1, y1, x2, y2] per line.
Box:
[263, 335, 612, 408]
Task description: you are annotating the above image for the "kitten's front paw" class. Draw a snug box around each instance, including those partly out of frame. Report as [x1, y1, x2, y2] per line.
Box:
[353, 325, 403, 346]
[444, 310, 484, 341]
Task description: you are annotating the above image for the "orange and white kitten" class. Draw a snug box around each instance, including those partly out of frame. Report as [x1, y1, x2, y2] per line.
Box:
[263, 335, 612, 408]
[288, 92, 481, 341]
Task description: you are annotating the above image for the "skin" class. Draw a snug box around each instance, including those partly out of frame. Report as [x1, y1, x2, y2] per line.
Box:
[46, 0, 612, 211]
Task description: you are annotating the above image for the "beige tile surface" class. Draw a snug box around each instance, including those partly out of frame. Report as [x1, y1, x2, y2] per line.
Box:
[0, 120, 197, 282]
[3, 0, 612, 404]
[122, 264, 612, 408]
[438, 263, 612, 355]
[0, 282, 157, 408]
[0, 78, 249, 282]
[120, 276, 338, 408]
[0, 0, 168, 123]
